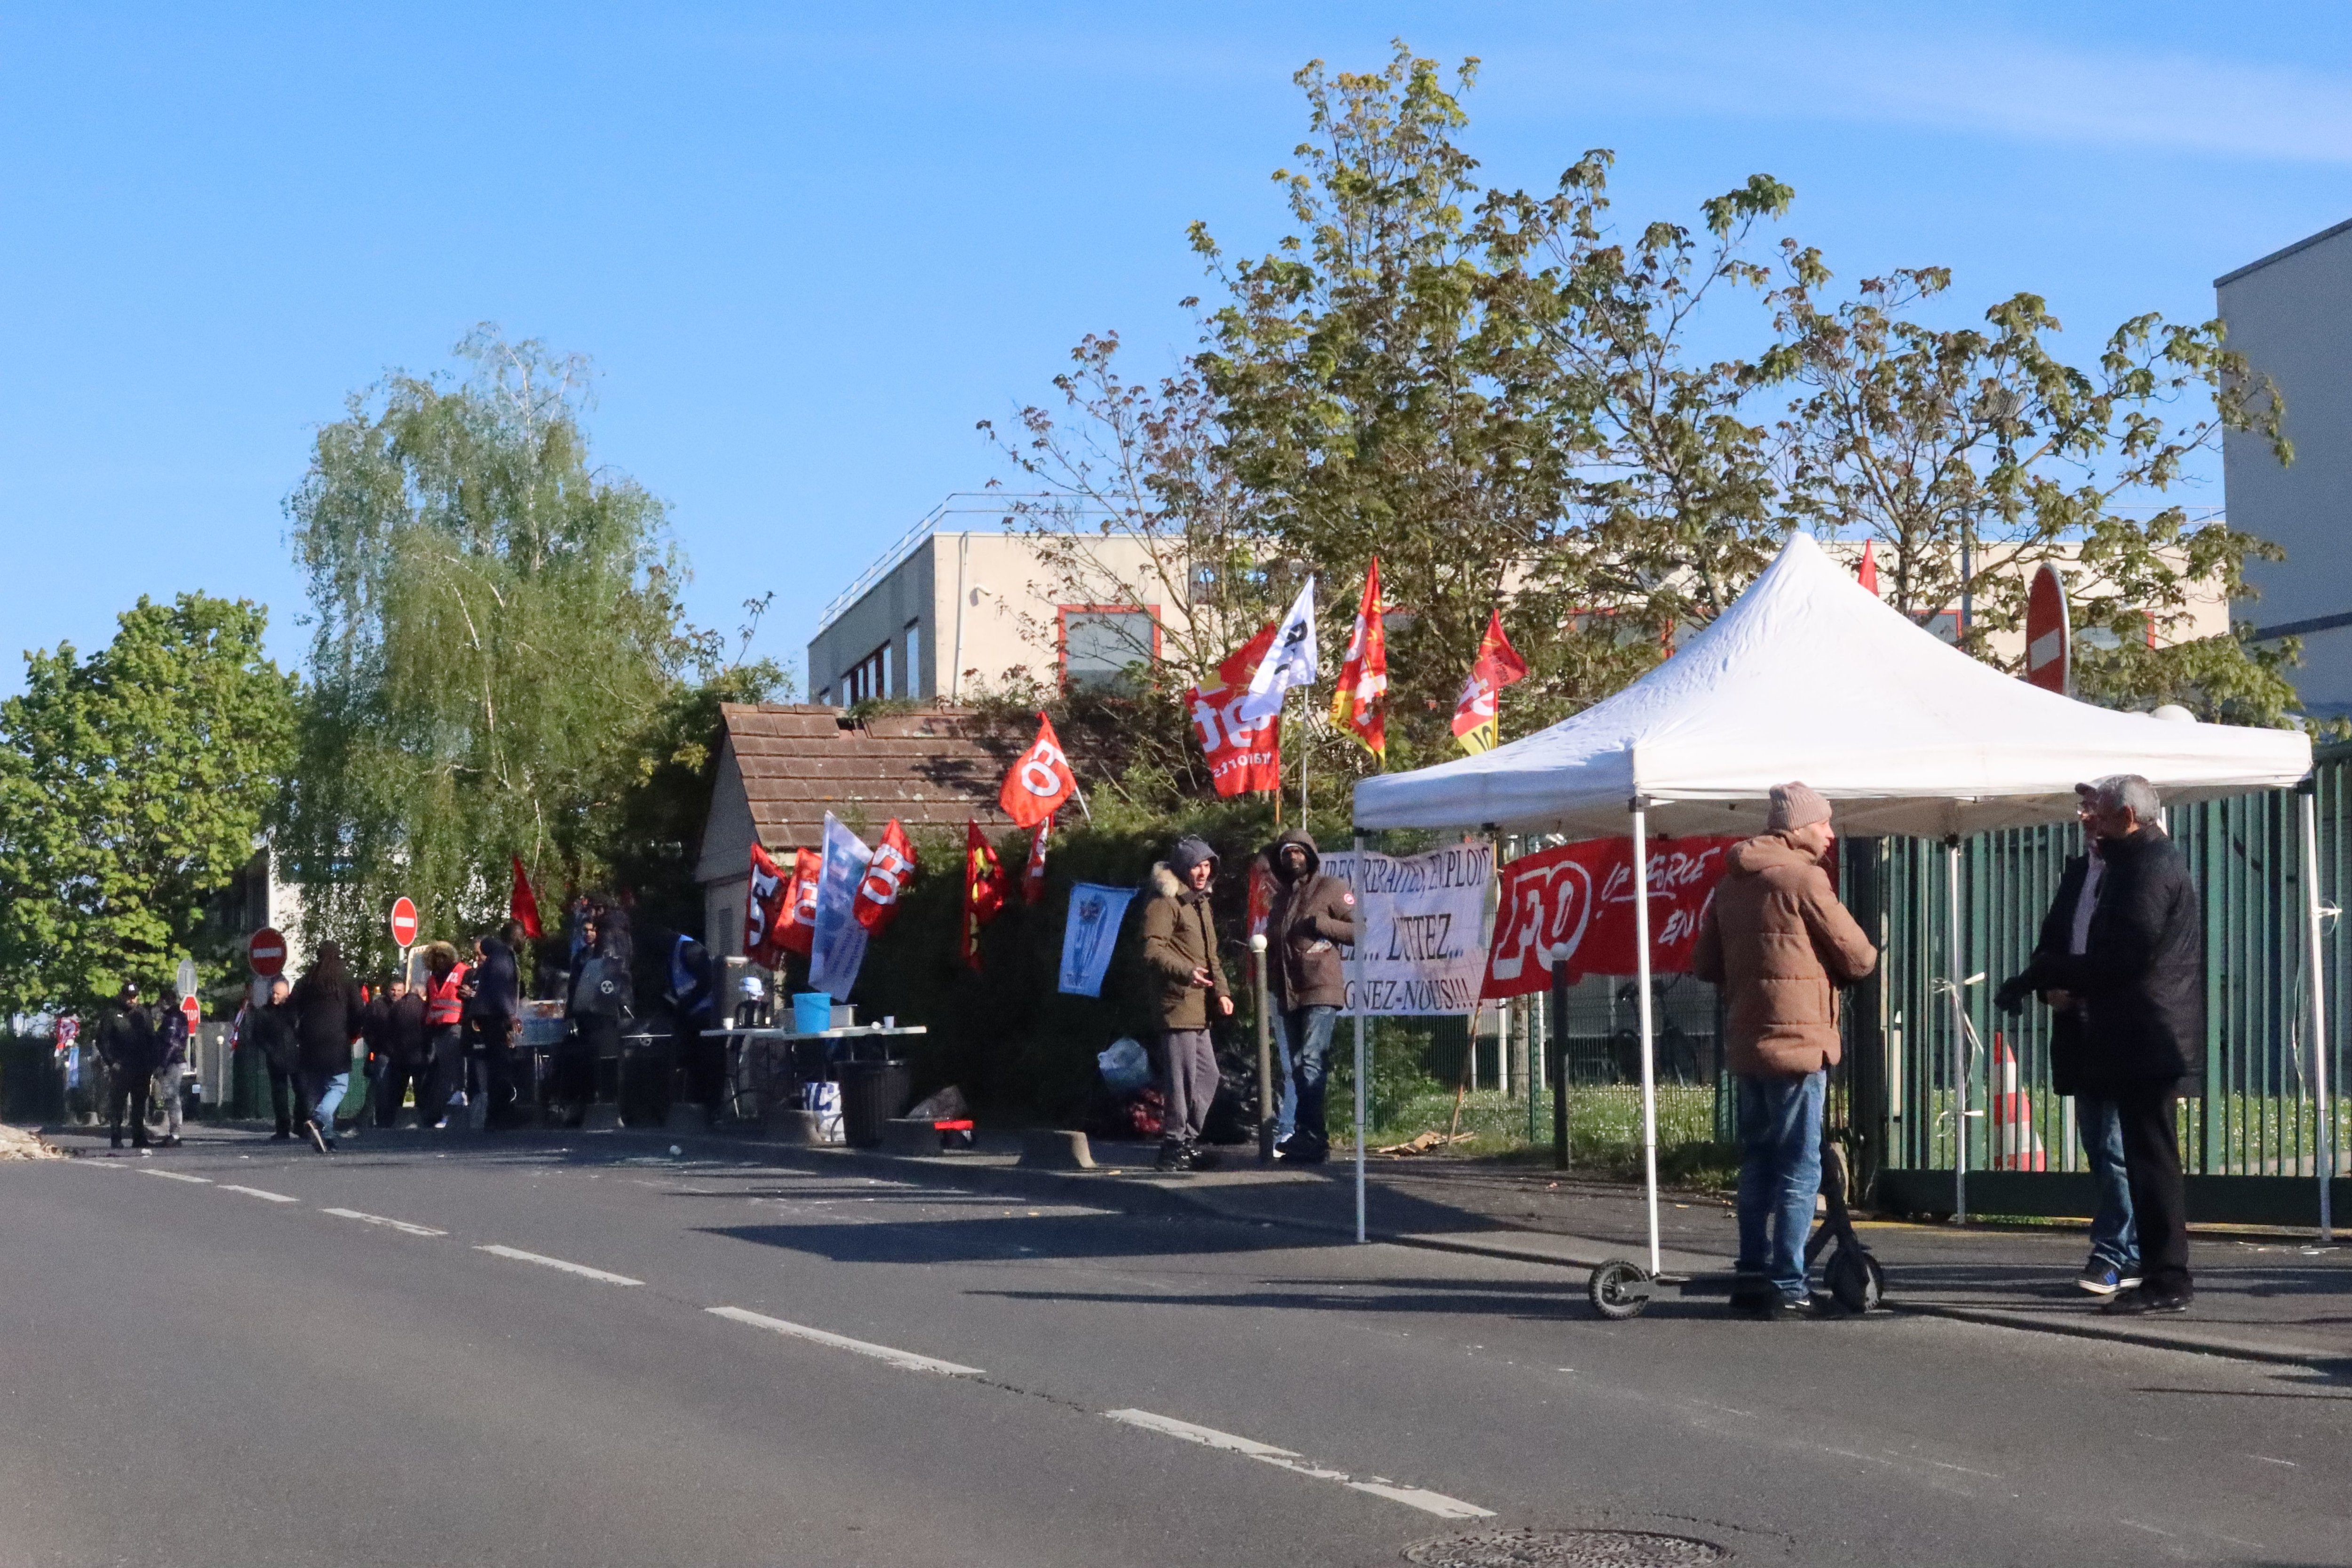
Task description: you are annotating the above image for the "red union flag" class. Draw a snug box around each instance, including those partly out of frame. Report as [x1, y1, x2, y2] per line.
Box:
[1327, 556, 1388, 760]
[1481, 836, 1742, 998]
[854, 820, 917, 933]
[1452, 610, 1529, 756]
[777, 847, 820, 957]
[1187, 622, 1283, 798]
[745, 844, 794, 967]
[1021, 812, 1052, 904]
[962, 820, 1007, 969]
[1000, 712, 1078, 828]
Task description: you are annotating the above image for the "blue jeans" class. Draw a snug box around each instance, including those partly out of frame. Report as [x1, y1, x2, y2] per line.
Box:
[1272, 1005, 1338, 1155]
[307, 1071, 350, 1133]
[2076, 1095, 2139, 1273]
[1735, 1070, 1825, 1303]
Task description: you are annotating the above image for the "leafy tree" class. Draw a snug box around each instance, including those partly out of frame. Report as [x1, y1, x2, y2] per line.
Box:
[1768, 262, 2299, 722]
[0, 594, 297, 1017]
[281, 326, 710, 971]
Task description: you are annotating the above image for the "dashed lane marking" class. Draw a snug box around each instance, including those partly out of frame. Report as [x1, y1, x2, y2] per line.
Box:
[476, 1244, 640, 1285]
[140, 1170, 211, 1184]
[707, 1306, 984, 1377]
[1102, 1409, 1493, 1520]
[219, 1185, 300, 1203]
[323, 1207, 447, 1237]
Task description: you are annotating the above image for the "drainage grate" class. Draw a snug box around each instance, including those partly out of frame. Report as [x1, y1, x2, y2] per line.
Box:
[1404, 1528, 1729, 1568]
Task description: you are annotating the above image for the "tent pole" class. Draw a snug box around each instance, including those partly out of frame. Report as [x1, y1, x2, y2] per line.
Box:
[1631, 797, 1661, 1276]
[1352, 830, 1368, 1244]
[1947, 835, 1968, 1225]
[2301, 787, 2333, 1242]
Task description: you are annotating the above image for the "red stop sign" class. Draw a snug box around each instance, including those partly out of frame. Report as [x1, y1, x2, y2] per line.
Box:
[389, 896, 420, 948]
[248, 927, 287, 977]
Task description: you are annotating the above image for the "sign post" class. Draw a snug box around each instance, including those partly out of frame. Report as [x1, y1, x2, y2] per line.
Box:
[2025, 563, 2070, 695]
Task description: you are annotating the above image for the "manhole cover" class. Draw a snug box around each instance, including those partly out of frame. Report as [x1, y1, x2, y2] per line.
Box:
[1404, 1528, 1729, 1568]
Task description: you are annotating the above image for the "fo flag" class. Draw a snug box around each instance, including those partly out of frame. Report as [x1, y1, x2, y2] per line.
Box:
[1452, 610, 1529, 755]
[1000, 712, 1078, 828]
[1238, 576, 1318, 723]
[745, 844, 794, 966]
[1021, 813, 1053, 903]
[777, 848, 819, 956]
[1328, 556, 1388, 760]
[1186, 622, 1282, 798]
[1481, 836, 1740, 998]
[509, 856, 543, 940]
[854, 820, 916, 934]
[961, 821, 1007, 969]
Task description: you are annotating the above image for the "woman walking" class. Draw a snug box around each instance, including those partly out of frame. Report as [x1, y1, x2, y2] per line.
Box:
[289, 941, 365, 1153]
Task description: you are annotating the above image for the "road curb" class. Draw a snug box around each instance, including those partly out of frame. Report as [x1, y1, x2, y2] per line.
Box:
[1885, 1300, 2349, 1371]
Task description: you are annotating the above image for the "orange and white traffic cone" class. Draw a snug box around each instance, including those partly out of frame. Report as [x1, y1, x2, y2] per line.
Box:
[1990, 1031, 2046, 1172]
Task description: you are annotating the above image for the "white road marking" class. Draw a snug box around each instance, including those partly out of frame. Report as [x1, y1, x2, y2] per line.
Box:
[476, 1244, 639, 1285]
[1102, 1409, 1492, 1520]
[220, 1185, 300, 1203]
[140, 1170, 211, 1184]
[707, 1307, 985, 1376]
[323, 1207, 447, 1237]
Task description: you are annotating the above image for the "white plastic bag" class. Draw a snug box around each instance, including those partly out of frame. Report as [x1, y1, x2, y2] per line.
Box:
[1097, 1037, 1152, 1093]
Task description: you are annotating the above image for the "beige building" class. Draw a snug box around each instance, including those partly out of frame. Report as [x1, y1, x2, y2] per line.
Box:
[807, 499, 1192, 706]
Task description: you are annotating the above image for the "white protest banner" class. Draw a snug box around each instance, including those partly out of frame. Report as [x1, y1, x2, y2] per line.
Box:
[807, 813, 873, 1002]
[1319, 840, 1493, 1015]
[1057, 882, 1138, 998]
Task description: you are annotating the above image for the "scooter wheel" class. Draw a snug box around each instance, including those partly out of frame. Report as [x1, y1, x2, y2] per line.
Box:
[1589, 1258, 1652, 1321]
[1826, 1245, 1883, 1313]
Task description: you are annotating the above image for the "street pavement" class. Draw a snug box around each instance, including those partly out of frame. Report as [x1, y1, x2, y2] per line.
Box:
[6, 1124, 2352, 1568]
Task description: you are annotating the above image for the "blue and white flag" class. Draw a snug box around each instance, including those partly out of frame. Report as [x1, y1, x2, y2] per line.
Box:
[808, 813, 873, 1002]
[1057, 882, 1138, 998]
[1237, 575, 1318, 723]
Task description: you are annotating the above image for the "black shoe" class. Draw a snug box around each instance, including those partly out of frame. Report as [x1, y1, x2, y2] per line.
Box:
[2104, 1286, 2192, 1315]
[110, 1137, 123, 1150]
[1190, 1147, 1222, 1170]
[161, 1136, 182, 1149]
[269, 1130, 292, 1143]
[1154, 1143, 1196, 1171]
[303, 1120, 329, 1154]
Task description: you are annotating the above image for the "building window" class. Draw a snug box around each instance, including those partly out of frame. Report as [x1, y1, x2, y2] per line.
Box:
[844, 644, 890, 705]
[904, 620, 922, 700]
[1060, 606, 1158, 691]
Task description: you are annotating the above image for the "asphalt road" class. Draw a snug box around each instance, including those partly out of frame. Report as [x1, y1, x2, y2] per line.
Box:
[5, 1130, 2349, 1568]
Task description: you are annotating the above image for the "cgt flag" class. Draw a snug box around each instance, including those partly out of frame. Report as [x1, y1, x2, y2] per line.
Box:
[1328, 555, 1388, 761]
[1000, 712, 1078, 828]
[1451, 610, 1529, 755]
[745, 844, 793, 967]
[1186, 621, 1282, 798]
[509, 856, 544, 940]
[961, 821, 1008, 968]
[853, 820, 916, 934]
[1021, 812, 1052, 904]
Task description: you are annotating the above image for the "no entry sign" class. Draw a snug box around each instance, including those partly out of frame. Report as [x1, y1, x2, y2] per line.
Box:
[389, 896, 420, 948]
[248, 927, 288, 977]
[2025, 563, 2070, 695]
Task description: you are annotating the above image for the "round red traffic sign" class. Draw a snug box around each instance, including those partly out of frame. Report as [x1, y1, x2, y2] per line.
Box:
[2025, 563, 2070, 695]
[247, 927, 288, 977]
[389, 896, 420, 948]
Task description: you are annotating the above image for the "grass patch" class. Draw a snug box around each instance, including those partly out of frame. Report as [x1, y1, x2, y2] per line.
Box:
[1326, 1083, 1737, 1190]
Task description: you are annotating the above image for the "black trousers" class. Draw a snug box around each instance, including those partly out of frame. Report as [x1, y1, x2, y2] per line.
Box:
[421, 1025, 464, 1125]
[106, 1069, 152, 1145]
[2115, 1083, 2192, 1297]
[375, 1055, 428, 1126]
[558, 1015, 617, 1126]
[470, 1016, 522, 1127]
[266, 1061, 297, 1135]
[676, 1016, 720, 1108]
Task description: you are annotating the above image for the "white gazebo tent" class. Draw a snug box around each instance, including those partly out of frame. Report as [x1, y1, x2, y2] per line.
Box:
[1352, 532, 2320, 1272]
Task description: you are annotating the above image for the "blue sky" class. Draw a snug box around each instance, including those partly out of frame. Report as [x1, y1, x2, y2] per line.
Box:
[4, 2, 2349, 694]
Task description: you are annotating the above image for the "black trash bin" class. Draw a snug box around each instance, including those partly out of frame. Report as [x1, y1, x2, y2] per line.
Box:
[618, 1035, 672, 1128]
[838, 1060, 913, 1148]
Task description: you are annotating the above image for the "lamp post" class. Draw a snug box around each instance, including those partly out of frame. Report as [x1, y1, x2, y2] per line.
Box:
[1252, 934, 1275, 1164]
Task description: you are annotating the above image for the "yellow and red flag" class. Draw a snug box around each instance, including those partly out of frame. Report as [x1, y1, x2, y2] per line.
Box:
[1328, 556, 1388, 761]
[1452, 610, 1529, 756]
[961, 820, 1007, 969]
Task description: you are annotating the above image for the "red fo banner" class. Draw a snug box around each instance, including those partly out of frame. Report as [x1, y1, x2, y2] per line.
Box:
[1481, 836, 1741, 998]
[1186, 622, 1282, 798]
[777, 847, 820, 956]
[745, 844, 793, 967]
[853, 820, 917, 933]
[962, 821, 1008, 968]
[1021, 813, 1052, 903]
[1000, 712, 1078, 827]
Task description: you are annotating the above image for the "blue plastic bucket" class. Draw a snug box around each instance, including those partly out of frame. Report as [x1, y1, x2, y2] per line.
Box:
[792, 991, 834, 1035]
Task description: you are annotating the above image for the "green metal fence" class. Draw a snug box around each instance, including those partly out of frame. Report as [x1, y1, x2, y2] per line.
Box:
[1854, 745, 2352, 1224]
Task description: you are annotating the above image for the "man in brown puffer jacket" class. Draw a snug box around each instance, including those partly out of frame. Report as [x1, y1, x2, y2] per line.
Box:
[1261, 828, 1360, 1163]
[1692, 781, 1877, 1314]
[1139, 835, 1233, 1170]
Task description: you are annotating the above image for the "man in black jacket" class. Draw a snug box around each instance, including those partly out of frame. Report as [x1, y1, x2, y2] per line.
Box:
[369, 977, 430, 1129]
[468, 924, 526, 1129]
[1997, 794, 2139, 1297]
[2022, 775, 2202, 1314]
[1260, 829, 1361, 1164]
[98, 983, 159, 1150]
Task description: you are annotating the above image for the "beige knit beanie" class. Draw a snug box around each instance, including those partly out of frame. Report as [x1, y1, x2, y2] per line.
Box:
[1767, 781, 1832, 832]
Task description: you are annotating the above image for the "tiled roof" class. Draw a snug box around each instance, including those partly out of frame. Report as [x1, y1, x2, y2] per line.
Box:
[721, 704, 1017, 850]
